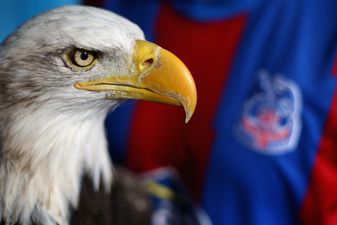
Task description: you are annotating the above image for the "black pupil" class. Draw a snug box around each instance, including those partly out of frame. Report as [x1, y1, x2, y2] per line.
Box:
[80, 51, 89, 60]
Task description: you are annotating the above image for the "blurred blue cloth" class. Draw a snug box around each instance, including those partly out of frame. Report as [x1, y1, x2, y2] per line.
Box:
[0, 0, 81, 42]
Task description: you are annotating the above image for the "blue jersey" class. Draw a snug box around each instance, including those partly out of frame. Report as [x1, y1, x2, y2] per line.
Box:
[85, 0, 337, 224]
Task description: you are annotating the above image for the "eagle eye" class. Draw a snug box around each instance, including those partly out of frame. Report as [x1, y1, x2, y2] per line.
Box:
[68, 48, 97, 68]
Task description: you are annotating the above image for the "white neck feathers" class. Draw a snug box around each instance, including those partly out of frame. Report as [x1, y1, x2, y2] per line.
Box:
[0, 107, 112, 225]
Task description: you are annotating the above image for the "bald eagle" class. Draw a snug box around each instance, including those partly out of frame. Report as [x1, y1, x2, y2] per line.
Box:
[0, 6, 196, 225]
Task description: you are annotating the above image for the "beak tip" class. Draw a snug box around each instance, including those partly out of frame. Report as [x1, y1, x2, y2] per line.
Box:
[183, 100, 196, 123]
[185, 114, 192, 123]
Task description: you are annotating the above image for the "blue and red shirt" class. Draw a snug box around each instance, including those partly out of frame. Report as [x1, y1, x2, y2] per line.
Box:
[86, 0, 337, 224]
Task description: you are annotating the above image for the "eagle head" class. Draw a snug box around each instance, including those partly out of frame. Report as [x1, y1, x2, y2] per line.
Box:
[0, 5, 196, 225]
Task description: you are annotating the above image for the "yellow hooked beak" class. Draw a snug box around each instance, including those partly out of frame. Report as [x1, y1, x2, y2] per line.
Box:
[74, 40, 197, 123]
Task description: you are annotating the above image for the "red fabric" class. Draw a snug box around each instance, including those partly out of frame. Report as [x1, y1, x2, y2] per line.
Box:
[126, 5, 247, 200]
[300, 88, 337, 225]
[83, 0, 103, 7]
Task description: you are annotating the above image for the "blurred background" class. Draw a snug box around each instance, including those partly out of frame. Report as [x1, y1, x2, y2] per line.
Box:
[1, 1, 337, 225]
[0, 0, 80, 41]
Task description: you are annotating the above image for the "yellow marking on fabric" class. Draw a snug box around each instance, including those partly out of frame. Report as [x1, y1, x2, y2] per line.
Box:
[144, 181, 176, 200]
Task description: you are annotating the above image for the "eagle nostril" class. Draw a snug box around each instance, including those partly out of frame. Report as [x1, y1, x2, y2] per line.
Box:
[145, 58, 154, 65]
[139, 58, 154, 71]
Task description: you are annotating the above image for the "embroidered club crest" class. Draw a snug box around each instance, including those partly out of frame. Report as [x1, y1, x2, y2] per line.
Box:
[234, 71, 302, 154]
